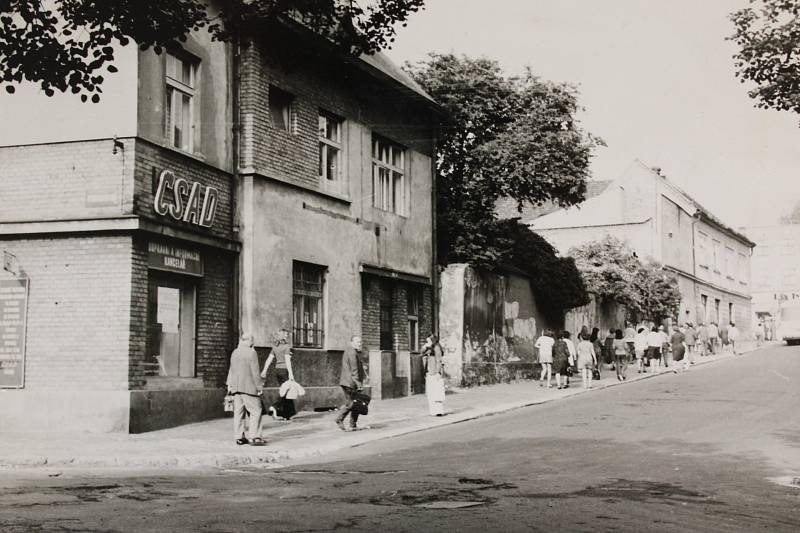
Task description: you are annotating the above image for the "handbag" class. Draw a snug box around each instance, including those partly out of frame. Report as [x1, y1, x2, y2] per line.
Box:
[592, 369, 601, 380]
[223, 394, 235, 413]
[351, 390, 371, 416]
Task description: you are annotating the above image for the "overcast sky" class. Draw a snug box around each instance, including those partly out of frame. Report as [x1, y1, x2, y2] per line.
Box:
[386, 0, 800, 228]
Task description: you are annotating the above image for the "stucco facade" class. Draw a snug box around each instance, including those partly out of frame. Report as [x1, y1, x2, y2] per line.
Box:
[530, 160, 755, 331]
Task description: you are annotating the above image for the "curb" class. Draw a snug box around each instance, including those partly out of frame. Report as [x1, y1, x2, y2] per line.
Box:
[0, 348, 755, 471]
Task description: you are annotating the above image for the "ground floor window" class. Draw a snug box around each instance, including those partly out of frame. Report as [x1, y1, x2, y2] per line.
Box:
[407, 286, 421, 352]
[379, 281, 394, 350]
[728, 302, 734, 324]
[293, 261, 326, 348]
[146, 274, 196, 377]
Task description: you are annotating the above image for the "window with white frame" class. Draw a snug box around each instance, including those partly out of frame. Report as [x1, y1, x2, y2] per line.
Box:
[292, 261, 326, 348]
[166, 53, 198, 152]
[372, 136, 406, 215]
[737, 252, 747, 282]
[269, 85, 294, 133]
[319, 112, 344, 189]
[712, 239, 722, 272]
[697, 232, 709, 267]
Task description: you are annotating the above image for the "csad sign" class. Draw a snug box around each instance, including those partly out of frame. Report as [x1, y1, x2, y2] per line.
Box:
[153, 170, 219, 228]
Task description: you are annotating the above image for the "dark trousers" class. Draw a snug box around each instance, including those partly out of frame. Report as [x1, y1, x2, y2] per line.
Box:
[335, 385, 359, 427]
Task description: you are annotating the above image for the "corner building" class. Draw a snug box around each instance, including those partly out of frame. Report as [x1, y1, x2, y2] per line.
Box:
[0, 15, 438, 432]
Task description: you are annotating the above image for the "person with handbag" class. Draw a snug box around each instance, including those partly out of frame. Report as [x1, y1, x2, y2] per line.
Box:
[422, 334, 446, 415]
[226, 333, 265, 446]
[260, 328, 297, 420]
[335, 335, 367, 431]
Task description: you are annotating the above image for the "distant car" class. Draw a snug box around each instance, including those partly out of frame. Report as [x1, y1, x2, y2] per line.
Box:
[778, 303, 800, 345]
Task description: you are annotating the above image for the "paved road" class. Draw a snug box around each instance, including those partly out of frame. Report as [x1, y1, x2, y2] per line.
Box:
[2, 344, 800, 532]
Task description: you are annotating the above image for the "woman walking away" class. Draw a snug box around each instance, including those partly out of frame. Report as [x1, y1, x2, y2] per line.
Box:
[535, 329, 555, 388]
[260, 328, 296, 420]
[563, 330, 577, 378]
[576, 333, 597, 389]
[603, 329, 616, 370]
[590, 327, 603, 377]
[729, 322, 740, 354]
[670, 325, 687, 373]
[612, 329, 629, 381]
[646, 326, 663, 373]
[421, 334, 446, 416]
[552, 332, 571, 390]
[634, 327, 648, 373]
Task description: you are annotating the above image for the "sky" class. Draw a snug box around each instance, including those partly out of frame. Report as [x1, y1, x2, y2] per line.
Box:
[385, 0, 800, 228]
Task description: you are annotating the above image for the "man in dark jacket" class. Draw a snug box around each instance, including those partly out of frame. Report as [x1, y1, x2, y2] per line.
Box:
[335, 335, 366, 431]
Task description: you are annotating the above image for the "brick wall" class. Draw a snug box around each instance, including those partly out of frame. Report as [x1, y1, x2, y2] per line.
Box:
[239, 36, 433, 194]
[0, 235, 133, 391]
[0, 139, 135, 222]
[128, 237, 236, 390]
[133, 139, 236, 242]
[360, 274, 433, 354]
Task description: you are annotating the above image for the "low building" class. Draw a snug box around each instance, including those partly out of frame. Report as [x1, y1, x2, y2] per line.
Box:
[740, 224, 800, 338]
[500, 160, 755, 330]
[0, 13, 439, 432]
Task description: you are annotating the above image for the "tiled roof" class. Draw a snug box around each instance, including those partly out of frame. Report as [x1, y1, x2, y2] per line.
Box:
[495, 180, 612, 222]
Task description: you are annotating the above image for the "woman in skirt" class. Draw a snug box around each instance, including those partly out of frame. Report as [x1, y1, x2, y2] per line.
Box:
[576, 333, 597, 390]
[552, 332, 571, 390]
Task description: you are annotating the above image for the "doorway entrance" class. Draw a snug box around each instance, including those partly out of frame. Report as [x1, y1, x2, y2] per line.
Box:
[146, 274, 196, 377]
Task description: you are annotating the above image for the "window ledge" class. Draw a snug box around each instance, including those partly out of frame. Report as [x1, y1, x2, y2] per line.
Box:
[143, 376, 205, 391]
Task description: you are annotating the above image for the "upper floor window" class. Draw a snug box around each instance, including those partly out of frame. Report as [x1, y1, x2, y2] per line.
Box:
[166, 53, 198, 152]
[319, 112, 344, 188]
[697, 231, 709, 268]
[269, 86, 295, 133]
[372, 137, 406, 215]
[712, 239, 722, 272]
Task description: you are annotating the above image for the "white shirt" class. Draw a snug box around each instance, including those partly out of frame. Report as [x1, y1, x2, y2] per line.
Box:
[634, 331, 648, 352]
[564, 338, 577, 358]
[534, 335, 554, 357]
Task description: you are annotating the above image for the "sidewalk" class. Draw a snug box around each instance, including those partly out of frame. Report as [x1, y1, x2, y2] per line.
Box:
[0, 343, 765, 471]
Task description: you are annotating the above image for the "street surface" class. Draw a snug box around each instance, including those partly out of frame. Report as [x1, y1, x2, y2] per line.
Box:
[2, 344, 799, 532]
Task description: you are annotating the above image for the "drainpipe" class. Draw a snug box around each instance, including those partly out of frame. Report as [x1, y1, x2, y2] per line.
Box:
[430, 126, 439, 337]
[231, 35, 242, 341]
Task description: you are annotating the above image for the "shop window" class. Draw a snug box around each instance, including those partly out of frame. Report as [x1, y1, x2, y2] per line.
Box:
[379, 281, 394, 350]
[319, 111, 344, 192]
[270, 86, 295, 133]
[146, 276, 196, 378]
[372, 136, 406, 215]
[166, 52, 198, 152]
[293, 261, 325, 348]
[407, 287, 421, 352]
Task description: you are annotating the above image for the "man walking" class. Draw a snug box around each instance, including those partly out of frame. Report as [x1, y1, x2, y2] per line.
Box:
[335, 335, 367, 431]
[226, 333, 264, 446]
[708, 322, 719, 354]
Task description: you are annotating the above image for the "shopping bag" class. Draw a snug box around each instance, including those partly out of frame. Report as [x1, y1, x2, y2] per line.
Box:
[223, 394, 235, 413]
[352, 391, 371, 416]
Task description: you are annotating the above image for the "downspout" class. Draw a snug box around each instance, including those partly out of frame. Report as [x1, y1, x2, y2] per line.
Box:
[431, 126, 439, 337]
[231, 35, 242, 340]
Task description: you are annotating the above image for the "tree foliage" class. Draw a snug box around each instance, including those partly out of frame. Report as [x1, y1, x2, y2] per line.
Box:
[570, 236, 681, 323]
[0, 0, 425, 100]
[405, 53, 603, 266]
[729, 0, 800, 116]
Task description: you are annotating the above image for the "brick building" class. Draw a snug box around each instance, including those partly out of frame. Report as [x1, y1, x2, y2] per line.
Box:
[499, 160, 756, 331]
[0, 16, 438, 432]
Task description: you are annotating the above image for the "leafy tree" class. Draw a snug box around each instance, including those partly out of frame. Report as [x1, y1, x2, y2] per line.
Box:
[780, 199, 800, 223]
[497, 219, 589, 315]
[405, 54, 603, 266]
[0, 0, 425, 100]
[570, 236, 681, 323]
[729, 0, 800, 116]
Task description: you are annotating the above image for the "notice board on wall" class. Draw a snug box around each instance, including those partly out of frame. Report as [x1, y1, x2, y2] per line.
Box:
[0, 277, 29, 388]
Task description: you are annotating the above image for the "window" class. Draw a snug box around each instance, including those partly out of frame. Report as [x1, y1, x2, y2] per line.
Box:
[697, 231, 709, 268]
[269, 86, 294, 132]
[372, 137, 406, 215]
[729, 302, 734, 323]
[714, 298, 721, 323]
[737, 252, 747, 282]
[379, 281, 394, 350]
[712, 240, 722, 272]
[407, 287, 421, 352]
[701, 294, 708, 321]
[725, 246, 735, 278]
[292, 262, 325, 348]
[166, 53, 197, 152]
[319, 112, 344, 187]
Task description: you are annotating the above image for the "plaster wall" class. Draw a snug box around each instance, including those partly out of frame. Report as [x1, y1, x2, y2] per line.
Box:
[534, 222, 654, 259]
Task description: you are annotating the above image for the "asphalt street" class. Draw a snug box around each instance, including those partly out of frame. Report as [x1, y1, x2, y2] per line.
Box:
[2, 344, 799, 532]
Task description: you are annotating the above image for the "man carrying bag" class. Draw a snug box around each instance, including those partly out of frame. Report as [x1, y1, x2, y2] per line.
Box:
[335, 335, 367, 431]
